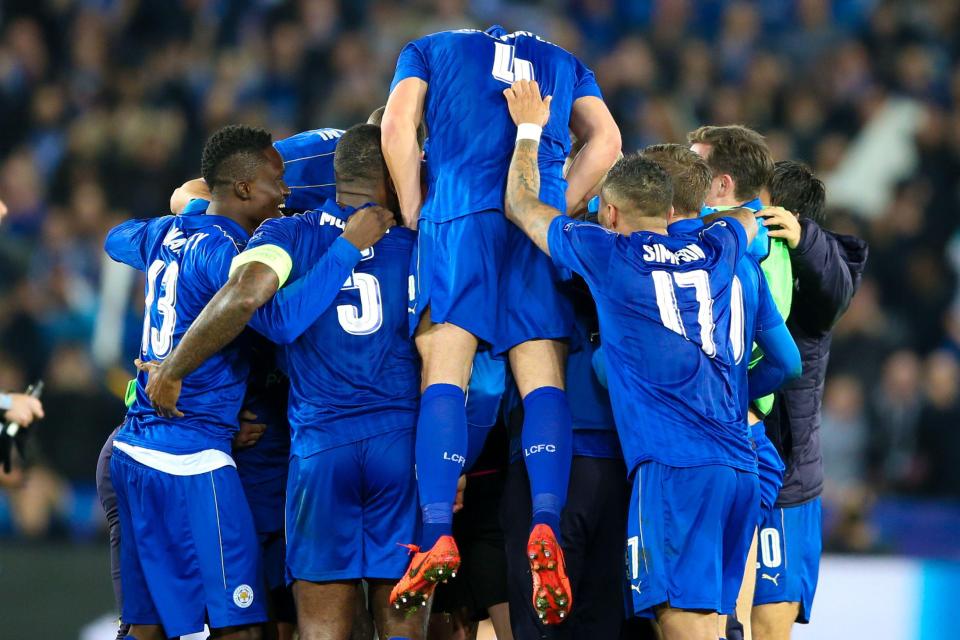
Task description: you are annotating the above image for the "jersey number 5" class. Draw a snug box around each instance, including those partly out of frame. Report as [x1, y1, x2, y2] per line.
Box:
[337, 248, 383, 336]
[142, 259, 179, 359]
[491, 42, 534, 84]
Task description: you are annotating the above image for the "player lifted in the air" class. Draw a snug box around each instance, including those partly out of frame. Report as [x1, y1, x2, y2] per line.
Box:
[502, 80, 760, 640]
[381, 26, 620, 624]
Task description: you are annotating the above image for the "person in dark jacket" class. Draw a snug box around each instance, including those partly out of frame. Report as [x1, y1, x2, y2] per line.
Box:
[752, 161, 868, 638]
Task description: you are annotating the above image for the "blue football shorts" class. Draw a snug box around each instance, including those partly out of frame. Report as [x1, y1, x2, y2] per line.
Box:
[409, 212, 506, 346]
[626, 461, 759, 617]
[285, 428, 419, 583]
[752, 422, 785, 516]
[496, 222, 574, 354]
[410, 211, 574, 354]
[754, 497, 822, 623]
[110, 448, 266, 637]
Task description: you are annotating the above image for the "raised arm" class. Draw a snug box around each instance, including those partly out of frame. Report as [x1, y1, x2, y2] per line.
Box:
[170, 178, 211, 214]
[565, 97, 621, 214]
[381, 77, 427, 230]
[503, 80, 564, 256]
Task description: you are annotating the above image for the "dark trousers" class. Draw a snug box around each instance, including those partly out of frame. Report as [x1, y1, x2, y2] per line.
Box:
[501, 455, 644, 639]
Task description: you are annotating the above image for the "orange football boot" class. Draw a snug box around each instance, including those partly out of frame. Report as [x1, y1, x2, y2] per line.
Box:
[390, 535, 461, 615]
[527, 523, 572, 624]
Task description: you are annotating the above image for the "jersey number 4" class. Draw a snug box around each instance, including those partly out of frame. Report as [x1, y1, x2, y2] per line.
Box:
[337, 248, 383, 336]
[142, 259, 179, 359]
[491, 43, 534, 84]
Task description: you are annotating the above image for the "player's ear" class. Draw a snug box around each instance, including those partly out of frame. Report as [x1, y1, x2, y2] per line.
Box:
[235, 179, 252, 201]
[719, 174, 734, 199]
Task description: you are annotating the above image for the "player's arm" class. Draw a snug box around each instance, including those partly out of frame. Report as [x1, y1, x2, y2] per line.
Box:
[767, 209, 862, 332]
[503, 80, 563, 256]
[381, 77, 427, 230]
[138, 208, 395, 416]
[138, 260, 281, 417]
[565, 97, 621, 214]
[104, 218, 153, 271]
[170, 178, 210, 214]
[748, 322, 802, 400]
[248, 234, 363, 344]
[702, 207, 760, 245]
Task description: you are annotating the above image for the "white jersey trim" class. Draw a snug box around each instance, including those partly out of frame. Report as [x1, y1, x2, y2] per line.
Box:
[113, 441, 235, 476]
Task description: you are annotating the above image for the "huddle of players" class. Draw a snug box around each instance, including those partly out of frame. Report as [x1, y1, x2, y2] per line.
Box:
[101, 26, 830, 640]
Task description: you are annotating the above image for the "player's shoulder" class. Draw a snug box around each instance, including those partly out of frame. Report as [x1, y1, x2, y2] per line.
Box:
[274, 128, 343, 161]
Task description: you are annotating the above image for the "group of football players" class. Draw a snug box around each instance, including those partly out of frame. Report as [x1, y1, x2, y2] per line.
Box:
[96, 25, 867, 640]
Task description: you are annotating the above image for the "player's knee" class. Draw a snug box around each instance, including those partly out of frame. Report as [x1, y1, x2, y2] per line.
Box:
[751, 603, 796, 640]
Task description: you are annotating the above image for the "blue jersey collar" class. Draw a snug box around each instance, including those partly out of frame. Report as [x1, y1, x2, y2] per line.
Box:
[178, 198, 251, 241]
[699, 198, 768, 259]
[667, 217, 704, 235]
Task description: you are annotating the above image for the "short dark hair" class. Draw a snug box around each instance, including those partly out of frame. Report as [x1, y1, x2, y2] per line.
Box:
[642, 143, 711, 216]
[200, 124, 273, 189]
[601, 153, 673, 219]
[687, 125, 773, 202]
[769, 160, 826, 224]
[367, 106, 428, 149]
[334, 124, 387, 184]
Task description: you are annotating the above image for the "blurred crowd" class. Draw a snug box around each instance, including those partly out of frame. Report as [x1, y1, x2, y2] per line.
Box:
[1, 0, 959, 551]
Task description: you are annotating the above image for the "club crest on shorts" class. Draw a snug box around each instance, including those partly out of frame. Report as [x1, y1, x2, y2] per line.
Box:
[233, 584, 254, 608]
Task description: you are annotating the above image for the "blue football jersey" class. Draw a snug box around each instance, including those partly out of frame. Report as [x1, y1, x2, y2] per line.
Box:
[547, 215, 755, 474]
[670, 218, 784, 421]
[274, 128, 343, 212]
[243, 200, 420, 456]
[104, 209, 252, 454]
[391, 26, 602, 221]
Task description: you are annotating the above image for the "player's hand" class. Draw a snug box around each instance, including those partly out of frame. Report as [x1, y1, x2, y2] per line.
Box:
[135, 359, 185, 418]
[234, 410, 266, 449]
[760, 206, 802, 250]
[342, 205, 397, 251]
[3, 394, 44, 427]
[453, 474, 467, 513]
[503, 79, 552, 127]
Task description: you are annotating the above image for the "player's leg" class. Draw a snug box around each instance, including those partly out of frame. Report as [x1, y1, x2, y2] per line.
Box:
[752, 499, 821, 640]
[124, 625, 166, 640]
[629, 462, 743, 640]
[109, 448, 205, 638]
[96, 426, 130, 640]
[189, 465, 268, 639]
[751, 602, 799, 640]
[362, 430, 428, 638]
[414, 311, 477, 551]
[724, 529, 758, 640]
[508, 342, 574, 626]
[286, 448, 365, 637]
[500, 221, 576, 625]
[656, 607, 718, 640]
[400, 214, 506, 609]
[563, 456, 630, 638]
[718, 471, 760, 640]
[292, 581, 356, 640]
[487, 603, 513, 640]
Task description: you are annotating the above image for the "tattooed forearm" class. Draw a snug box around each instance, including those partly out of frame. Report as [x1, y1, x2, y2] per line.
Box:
[506, 139, 562, 256]
[162, 263, 279, 380]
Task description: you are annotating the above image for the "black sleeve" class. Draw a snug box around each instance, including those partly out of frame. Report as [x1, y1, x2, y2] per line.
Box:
[790, 218, 858, 335]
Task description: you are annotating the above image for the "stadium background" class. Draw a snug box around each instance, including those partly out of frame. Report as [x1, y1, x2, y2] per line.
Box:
[0, 0, 958, 637]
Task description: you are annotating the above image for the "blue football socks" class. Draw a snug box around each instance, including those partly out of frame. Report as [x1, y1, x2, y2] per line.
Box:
[521, 386, 573, 536]
[415, 383, 468, 548]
